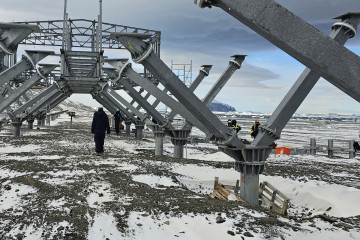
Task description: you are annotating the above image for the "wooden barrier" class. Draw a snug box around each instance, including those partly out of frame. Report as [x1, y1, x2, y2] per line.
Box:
[259, 181, 289, 215]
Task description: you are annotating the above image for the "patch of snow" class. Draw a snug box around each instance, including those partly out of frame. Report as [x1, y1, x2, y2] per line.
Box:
[132, 174, 179, 188]
[88, 212, 123, 240]
[260, 175, 360, 218]
[0, 183, 37, 212]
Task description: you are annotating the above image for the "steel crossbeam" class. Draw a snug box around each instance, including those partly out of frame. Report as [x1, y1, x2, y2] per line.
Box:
[106, 59, 212, 137]
[17, 89, 64, 119]
[95, 91, 136, 122]
[166, 65, 212, 121]
[0, 23, 40, 59]
[93, 94, 118, 114]
[182, 55, 245, 131]
[102, 86, 145, 121]
[0, 50, 54, 87]
[11, 84, 59, 117]
[110, 33, 243, 147]
[0, 64, 58, 114]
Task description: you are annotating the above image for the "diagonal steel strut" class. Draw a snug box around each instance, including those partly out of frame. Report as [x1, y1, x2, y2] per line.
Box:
[109, 33, 244, 148]
[195, 0, 360, 104]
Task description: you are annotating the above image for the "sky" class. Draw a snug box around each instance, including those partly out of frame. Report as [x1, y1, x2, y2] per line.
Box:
[1, 0, 360, 115]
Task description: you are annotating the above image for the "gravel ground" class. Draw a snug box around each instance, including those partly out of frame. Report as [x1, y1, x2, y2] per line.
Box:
[0, 117, 359, 239]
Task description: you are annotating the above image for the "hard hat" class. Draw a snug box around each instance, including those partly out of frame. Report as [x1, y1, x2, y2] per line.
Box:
[255, 119, 259, 123]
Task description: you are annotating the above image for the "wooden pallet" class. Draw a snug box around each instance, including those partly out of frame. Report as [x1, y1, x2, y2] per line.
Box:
[211, 177, 245, 202]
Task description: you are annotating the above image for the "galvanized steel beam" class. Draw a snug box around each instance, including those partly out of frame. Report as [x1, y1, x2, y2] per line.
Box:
[109, 33, 243, 148]
[0, 50, 54, 87]
[0, 64, 58, 114]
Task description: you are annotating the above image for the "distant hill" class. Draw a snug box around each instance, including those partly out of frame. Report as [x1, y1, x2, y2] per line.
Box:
[208, 100, 236, 112]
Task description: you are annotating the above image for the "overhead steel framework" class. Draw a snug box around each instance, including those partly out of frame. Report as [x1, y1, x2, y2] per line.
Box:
[15, 19, 161, 54]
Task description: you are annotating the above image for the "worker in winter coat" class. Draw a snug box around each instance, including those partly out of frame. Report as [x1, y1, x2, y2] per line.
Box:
[231, 119, 241, 133]
[114, 110, 122, 135]
[227, 119, 232, 127]
[250, 119, 260, 138]
[91, 106, 111, 155]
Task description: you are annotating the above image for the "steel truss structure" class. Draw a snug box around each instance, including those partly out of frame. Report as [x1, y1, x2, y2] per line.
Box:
[1, 0, 358, 207]
[15, 19, 161, 54]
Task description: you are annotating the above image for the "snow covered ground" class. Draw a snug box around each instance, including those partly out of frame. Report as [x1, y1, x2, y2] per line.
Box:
[0, 111, 359, 239]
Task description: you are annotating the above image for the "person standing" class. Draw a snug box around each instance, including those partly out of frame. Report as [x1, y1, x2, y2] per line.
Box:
[231, 119, 241, 134]
[250, 119, 260, 138]
[114, 110, 121, 135]
[91, 106, 110, 155]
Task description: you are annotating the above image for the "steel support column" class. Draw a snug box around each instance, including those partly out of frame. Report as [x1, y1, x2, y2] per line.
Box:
[125, 120, 132, 135]
[27, 119, 34, 129]
[153, 125, 165, 156]
[12, 121, 21, 137]
[171, 129, 191, 158]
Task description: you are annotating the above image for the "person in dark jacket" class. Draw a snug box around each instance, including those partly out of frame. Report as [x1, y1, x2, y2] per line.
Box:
[250, 119, 260, 138]
[114, 110, 122, 135]
[231, 119, 241, 134]
[91, 107, 110, 155]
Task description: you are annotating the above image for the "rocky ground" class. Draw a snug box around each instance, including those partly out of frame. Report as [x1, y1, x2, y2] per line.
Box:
[0, 114, 359, 239]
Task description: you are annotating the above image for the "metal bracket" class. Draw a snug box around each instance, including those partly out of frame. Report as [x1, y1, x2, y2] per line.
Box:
[229, 59, 242, 69]
[200, 69, 209, 76]
[260, 125, 280, 140]
[133, 43, 153, 63]
[36, 66, 46, 80]
[332, 22, 357, 38]
[0, 41, 15, 55]
[22, 52, 36, 69]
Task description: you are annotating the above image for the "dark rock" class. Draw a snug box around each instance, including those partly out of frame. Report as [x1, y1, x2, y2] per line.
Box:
[318, 214, 337, 223]
[216, 216, 226, 224]
[326, 207, 332, 211]
[4, 185, 11, 191]
[227, 230, 235, 236]
[333, 222, 353, 229]
[243, 232, 254, 237]
[57, 226, 65, 231]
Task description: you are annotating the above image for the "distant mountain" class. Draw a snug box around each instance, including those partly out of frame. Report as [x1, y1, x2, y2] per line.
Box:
[208, 100, 236, 112]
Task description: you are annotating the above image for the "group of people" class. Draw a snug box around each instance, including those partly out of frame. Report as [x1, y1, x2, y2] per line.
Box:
[226, 118, 261, 138]
[91, 106, 263, 155]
